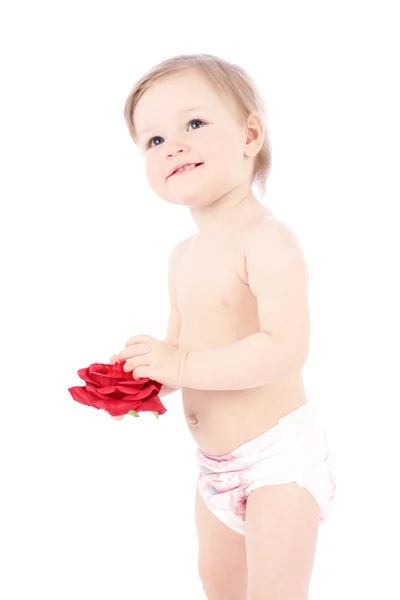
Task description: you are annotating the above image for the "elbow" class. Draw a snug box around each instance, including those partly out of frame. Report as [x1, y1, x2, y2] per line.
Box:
[273, 335, 309, 377]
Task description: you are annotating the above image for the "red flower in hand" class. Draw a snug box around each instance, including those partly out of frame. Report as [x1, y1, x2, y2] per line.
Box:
[68, 361, 165, 418]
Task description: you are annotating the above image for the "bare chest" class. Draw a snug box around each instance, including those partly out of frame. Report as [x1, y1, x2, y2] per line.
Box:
[175, 236, 258, 347]
[177, 235, 248, 305]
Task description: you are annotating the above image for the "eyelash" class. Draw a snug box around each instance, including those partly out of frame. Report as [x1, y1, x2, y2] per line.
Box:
[146, 118, 205, 149]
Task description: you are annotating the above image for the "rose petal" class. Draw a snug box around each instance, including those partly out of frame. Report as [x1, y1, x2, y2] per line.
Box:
[68, 361, 166, 418]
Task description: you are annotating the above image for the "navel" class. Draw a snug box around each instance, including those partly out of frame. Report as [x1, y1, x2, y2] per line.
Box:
[187, 414, 198, 425]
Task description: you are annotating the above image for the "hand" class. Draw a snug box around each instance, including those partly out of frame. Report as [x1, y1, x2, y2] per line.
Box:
[117, 335, 187, 388]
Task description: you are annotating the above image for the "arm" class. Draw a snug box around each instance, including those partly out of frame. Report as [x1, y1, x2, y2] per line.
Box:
[180, 220, 310, 391]
[159, 236, 193, 397]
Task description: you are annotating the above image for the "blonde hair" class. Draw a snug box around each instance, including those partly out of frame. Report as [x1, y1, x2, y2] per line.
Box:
[123, 53, 271, 198]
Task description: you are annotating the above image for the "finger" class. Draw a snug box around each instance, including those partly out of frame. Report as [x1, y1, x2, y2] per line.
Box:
[109, 354, 119, 364]
[123, 355, 150, 373]
[112, 415, 125, 421]
[132, 366, 149, 380]
[118, 343, 149, 362]
[125, 335, 152, 347]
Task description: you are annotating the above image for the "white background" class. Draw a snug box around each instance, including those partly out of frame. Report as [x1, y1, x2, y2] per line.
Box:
[1, 1, 399, 598]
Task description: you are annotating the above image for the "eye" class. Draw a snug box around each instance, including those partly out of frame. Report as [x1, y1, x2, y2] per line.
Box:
[188, 118, 205, 131]
[146, 119, 205, 149]
[146, 135, 164, 149]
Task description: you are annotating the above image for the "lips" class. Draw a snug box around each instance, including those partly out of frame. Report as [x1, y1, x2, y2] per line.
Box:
[169, 162, 203, 177]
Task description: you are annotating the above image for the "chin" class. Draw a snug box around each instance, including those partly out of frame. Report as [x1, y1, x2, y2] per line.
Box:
[160, 187, 213, 207]
[153, 174, 230, 207]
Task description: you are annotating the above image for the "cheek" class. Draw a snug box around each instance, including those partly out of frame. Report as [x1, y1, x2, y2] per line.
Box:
[144, 156, 154, 179]
[145, 156, 162, 187]
[206, 128, 243, 166]
[211, 144, 243, 178]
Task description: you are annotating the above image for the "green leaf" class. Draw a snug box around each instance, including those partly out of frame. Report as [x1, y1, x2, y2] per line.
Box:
[127, 410, 140, 417]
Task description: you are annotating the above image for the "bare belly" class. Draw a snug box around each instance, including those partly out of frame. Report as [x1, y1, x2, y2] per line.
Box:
[182, 369, 308, 456]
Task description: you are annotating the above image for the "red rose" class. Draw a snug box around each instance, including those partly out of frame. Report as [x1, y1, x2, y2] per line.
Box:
[68, 361, 166, 418]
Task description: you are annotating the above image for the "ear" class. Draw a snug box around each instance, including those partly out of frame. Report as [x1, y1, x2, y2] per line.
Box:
[244, 112, 264, 157]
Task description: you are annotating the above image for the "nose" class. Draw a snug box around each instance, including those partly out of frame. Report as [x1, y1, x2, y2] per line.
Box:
[166, 142, 189, 159]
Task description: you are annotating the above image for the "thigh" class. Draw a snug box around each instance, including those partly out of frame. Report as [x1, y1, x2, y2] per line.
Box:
[245, 483, 319, 600]
[195, 485, 247, 600]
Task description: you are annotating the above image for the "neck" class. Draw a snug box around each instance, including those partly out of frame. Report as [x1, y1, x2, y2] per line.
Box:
[189, 183, 264, 235]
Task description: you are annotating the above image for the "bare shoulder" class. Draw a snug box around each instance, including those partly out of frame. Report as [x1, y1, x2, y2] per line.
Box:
[243, 216, 309, 282]
[243, 215, 304, 251]
[243, 213, 299, 242]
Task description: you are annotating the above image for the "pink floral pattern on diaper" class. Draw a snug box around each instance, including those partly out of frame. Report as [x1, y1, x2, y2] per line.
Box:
[228, 482, 248, 516]
[197, 450, 250, 517]
[208, 474, 248, 517]
[197, 450, 239, 471]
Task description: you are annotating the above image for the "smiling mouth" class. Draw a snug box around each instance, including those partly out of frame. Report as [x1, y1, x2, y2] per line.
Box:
[170, 163, 204, 177]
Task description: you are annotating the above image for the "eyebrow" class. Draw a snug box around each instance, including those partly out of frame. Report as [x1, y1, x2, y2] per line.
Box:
[137, 108, 210, 138]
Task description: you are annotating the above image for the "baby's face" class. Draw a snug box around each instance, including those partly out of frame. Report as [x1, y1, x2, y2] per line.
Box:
[134, 69, 250, 207]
